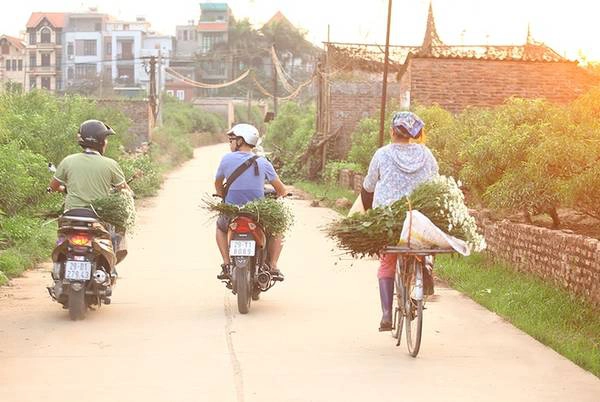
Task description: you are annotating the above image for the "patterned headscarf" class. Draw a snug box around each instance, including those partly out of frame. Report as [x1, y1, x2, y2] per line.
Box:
[391, 111, 425, 138]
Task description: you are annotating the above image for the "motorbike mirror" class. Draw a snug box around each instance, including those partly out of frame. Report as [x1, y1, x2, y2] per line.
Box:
[48, 163, 56, 173]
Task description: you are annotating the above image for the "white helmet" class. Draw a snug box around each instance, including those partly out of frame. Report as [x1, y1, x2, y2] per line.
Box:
[227, 123, 260, 147]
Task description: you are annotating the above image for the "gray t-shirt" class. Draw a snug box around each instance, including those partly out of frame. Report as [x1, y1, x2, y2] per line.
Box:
[363, 143, 438, 208]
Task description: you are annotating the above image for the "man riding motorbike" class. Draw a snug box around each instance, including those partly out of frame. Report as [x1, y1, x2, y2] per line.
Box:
[48, 119, 132, 261]
[214, 123, 287, 280]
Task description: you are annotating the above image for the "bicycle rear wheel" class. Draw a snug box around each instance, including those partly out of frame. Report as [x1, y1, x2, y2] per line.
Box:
[405, 257, 424, 357]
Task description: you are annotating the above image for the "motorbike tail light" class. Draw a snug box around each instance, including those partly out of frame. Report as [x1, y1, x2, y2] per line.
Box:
[69, 233, 91, 247]
[230, 217, 254, 233]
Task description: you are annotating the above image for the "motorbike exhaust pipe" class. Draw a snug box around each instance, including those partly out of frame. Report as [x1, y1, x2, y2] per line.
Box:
[256, 271, 271, 290]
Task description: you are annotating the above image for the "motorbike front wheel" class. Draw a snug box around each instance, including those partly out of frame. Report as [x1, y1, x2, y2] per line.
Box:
[68, 286, 87, 320]
[233, 257, 252, 314]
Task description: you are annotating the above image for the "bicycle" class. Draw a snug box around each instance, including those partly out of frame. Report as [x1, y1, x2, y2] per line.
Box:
[384, 246, 453, 357]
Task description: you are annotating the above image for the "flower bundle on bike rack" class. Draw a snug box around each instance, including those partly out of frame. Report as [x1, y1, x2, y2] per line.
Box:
[325, 175, 486, 257]
[203, 197, 294, 235]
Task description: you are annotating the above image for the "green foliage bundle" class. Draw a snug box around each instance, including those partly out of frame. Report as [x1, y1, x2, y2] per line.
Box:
[203, 197, 294, 236]
[326, 176, 485, 257]
[92, 190, 136, 232]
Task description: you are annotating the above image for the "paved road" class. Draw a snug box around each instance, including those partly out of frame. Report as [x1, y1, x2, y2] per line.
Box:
[1, 144, 598, 402]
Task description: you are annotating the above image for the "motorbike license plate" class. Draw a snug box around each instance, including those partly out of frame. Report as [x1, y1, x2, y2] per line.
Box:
[230, 240, 256, 256]
[65, 260, 92, 281]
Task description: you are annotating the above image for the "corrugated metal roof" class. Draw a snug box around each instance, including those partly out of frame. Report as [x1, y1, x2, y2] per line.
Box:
[200, 3, 228, 12]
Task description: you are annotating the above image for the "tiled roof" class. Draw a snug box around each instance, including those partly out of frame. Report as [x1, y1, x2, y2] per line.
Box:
[26, 12, 66, 28]
[0, 35, 25, 49]
[265, 11, 295, 29]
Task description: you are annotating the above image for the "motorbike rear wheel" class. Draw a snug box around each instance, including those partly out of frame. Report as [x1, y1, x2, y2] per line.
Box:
[234, 257, 252, 314]
[68, 287, 87, 321]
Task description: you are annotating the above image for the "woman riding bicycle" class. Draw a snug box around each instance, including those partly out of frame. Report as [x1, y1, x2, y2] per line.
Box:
[361, 111, 439, 331]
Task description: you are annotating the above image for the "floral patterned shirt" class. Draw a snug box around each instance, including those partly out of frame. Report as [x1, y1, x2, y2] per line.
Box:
[363, 143, 439, 208]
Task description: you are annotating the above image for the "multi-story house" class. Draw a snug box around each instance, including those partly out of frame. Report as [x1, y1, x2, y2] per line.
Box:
[197, 2, 230, 82]
[63, 11, 110, 92]
[25, 13, 65, 91]
[105, 18, 151, 88]
[0, 35, 26, 91]
[167, 2, 232, 100]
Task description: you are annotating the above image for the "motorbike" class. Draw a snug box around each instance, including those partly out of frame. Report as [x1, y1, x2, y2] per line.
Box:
[46, 163, 137, 320]
[218, 190, 288, 314]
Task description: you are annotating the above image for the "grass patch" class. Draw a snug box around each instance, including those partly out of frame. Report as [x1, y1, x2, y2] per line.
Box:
[294, 180, 356, 214]
[436, 253, 600, 377]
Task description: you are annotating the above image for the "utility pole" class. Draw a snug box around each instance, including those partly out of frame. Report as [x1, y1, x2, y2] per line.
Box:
[247, 89, 252, 122]
[149, 55, 158, 127]
[378, 0, 393, 147]
[157, 50, 163, 126]
[272, 45, 278, 115]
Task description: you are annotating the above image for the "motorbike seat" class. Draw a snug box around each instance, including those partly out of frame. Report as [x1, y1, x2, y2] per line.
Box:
[62, 208, 100, 220]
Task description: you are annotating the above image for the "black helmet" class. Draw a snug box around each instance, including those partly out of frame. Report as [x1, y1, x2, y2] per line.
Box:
[77, 119, 115, 151]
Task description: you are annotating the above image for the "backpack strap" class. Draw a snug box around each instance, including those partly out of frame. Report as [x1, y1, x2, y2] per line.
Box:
[222, 155, 260, 199]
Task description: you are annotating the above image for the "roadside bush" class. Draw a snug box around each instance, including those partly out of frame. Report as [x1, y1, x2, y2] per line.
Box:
[162, 96, 226, 134]
[263, 101, 315, 181]
[0, 143, 49, 215]
[0, 91, 130, 164]
[120, 154, 163, 198]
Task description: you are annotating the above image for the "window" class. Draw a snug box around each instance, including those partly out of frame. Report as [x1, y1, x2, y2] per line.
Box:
[83, 40, 96, 56]
[201, 33, 223, 53]
[30, 76, 36, 89]
[176, 90, 185, 101]
[76, 40, 97, 56]
[123, 24, 129, 30]
[29, 53, 37, 67]
[94, 22, 102, 31]
[40, 27, 52, 44]
[5, 60, 10, 71]
[67, 67, 73, 79]
[183, 30, 188, 41]
[56, 76, 62, 90]
[55, 51, 62, 71]
[75, 64, 96, 79]
[41, 76, 51, 90]
[41, 53, 51, 67]
[67, 43, 73, 56]
[12, 60, 17, 70]
[166, 89, 174, 96]
[1, 42, 8, 55]
[29, 32, 36, 45]
[18, 60, 23, 71]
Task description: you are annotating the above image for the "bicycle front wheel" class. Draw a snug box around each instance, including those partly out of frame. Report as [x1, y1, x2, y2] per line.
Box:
[405, 257, 424, 357]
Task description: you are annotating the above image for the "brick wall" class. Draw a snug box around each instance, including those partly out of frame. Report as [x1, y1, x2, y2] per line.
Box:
[477, 217, 600, 308]
[336, 171, 600, 307]
[96, 99, 153, 147]
[409, 58, 598, 113]
[328, 81, 400, 158]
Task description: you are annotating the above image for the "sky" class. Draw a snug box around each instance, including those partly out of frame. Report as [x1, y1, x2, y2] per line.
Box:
[2, 0, 600, 62]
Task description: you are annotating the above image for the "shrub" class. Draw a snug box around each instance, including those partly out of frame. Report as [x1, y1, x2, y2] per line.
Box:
[0, 143, 49, 215]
